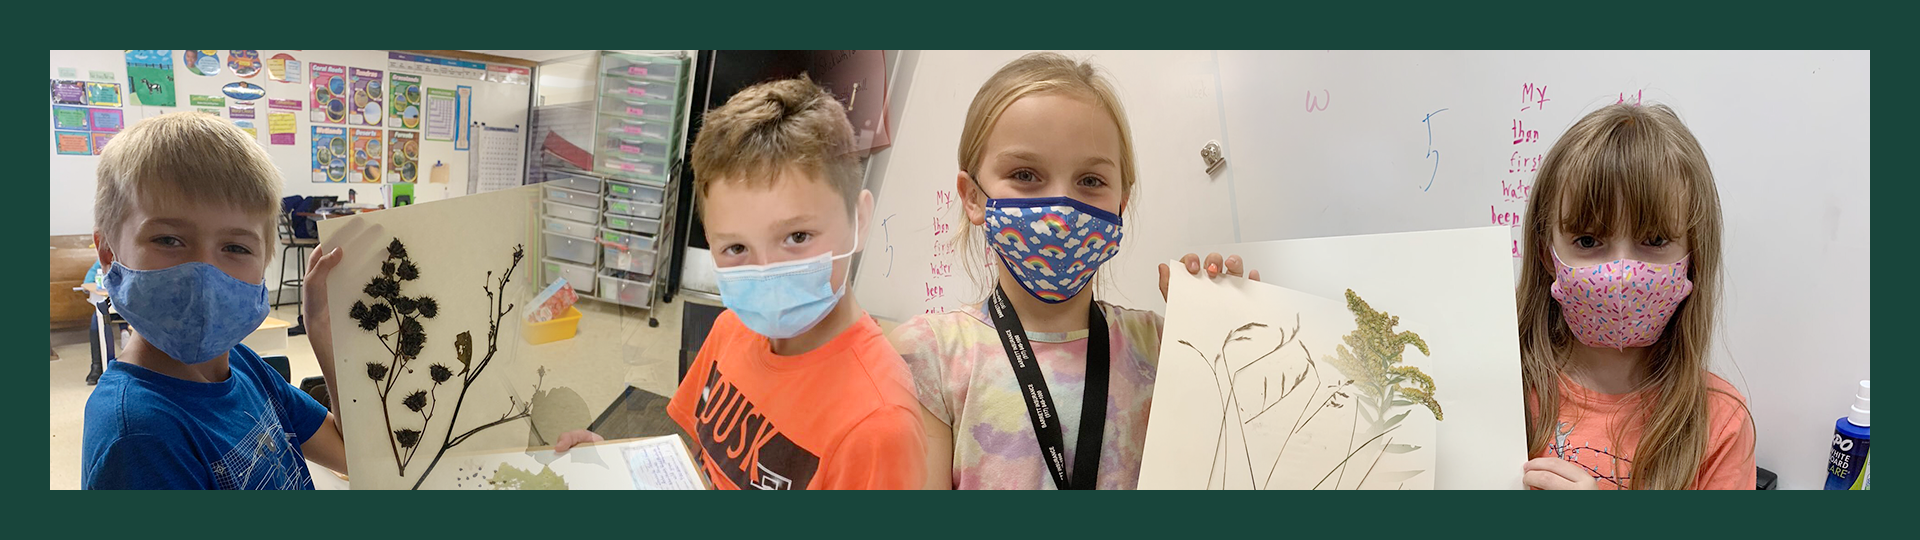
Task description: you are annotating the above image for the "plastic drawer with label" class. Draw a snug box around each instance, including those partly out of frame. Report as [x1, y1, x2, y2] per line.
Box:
[541, 258, 596, 294]
[543, 200, 600, 224]
[541, 231, 599, 266]
[605, 179, 665, 205]
[542, 217, 596, 238]
[598, 269, 654, 308]
[543, 170, 603, 194]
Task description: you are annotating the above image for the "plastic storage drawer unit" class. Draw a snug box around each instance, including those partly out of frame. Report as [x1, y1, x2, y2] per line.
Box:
[601, 54, 686, 82]
[543, 170, 603, 194]
[605, 199, 664, 220]
[605, 179, 665, 204]
[543, 185, 599, 208]
[603, 246, 657, 275]
[542, 217, 596, 239]
[601, 118, 674, 143]
[598, 269, 654, 308]
[600, 137, 673, 163]
[541, 258, 597, 294]
[603, 213, 661, 235]
[598, 98, 677, 123]
[600, 227, 655, 252]
[542, 231, 599, 266]
[543, 200, 600, 224]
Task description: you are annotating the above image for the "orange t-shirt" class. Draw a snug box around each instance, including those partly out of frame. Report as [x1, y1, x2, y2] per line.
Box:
[667, 310, 927, 490]
[1538, 372, 1755, 489]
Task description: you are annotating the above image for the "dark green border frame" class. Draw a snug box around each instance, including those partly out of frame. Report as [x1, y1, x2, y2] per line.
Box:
[18, 0, 1902, 535]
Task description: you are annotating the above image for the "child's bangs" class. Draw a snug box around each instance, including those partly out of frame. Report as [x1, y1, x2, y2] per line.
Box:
[1554, 120, 1695, 242]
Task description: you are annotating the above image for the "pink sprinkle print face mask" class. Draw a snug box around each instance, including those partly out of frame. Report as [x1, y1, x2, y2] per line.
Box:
[1548, 251, 1694, 350]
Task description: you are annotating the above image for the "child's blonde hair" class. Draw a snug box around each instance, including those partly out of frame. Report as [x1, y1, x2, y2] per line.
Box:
[1518, 103, 1746, 489]
[955, 52, 1138, 299]
[691, 75, 861, 216]
[94, 111, 283, 262]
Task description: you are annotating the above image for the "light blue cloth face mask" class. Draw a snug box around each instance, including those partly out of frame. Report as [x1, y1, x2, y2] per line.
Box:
[714, 214, 860, 340]
[102, 261, 269, 365]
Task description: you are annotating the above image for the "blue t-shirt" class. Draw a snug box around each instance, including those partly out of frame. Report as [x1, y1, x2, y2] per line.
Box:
[82, 344, 328, 489]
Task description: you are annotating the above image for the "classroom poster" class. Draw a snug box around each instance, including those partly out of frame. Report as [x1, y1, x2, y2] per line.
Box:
[190, 94, 224, 107]
[50, 80, 86, 105]
[230, 101, 256, 119]
[124, 50, 175, 107]
[89, 70, 116, 82]
[91, 132, 116, 155]
[349, 67, 385, 127]
[89, 109, 124, 133]
[228, 50, 262, 78]
[197, 108, 223, 117]
[269, 53, 302, 84]
[424, 87, 456, 141]
[350, 128, 382, 183]
[313, 126, 348, 183]
[268, 112, 297, 145]
[453, 85, 473, 150]
[55, 131, 90, 155]
[311, 63, 347, 124]
[235, 120, 257, 139]
[52, 106, 90, 131]
[388, 130, 419, 183]
[388, 73, 423, 130]
[184, 50, 220, 76]
[269, 98, 301, 111]
[84, 82, 121, 107]
[57, 67, 76, 78]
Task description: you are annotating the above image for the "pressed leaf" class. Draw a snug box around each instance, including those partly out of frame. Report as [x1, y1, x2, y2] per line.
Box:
[1381, 410, 1411, 431]
[455, 331, 474, 371]
[1384, 443, 1422, 454]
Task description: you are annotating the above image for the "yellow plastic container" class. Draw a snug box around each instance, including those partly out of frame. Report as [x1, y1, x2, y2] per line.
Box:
[522, 305, 583, 345]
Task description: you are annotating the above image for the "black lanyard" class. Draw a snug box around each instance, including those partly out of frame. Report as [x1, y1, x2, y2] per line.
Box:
[986, 284, 1109, 490]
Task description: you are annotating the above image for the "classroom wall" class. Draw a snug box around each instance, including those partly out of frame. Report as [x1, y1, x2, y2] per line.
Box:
[856, 50, 1871, 490]
[50, 50, 533, 297]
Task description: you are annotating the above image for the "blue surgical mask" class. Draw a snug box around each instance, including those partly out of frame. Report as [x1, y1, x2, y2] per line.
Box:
[714, 214, 860, 340]
[103, 262, 269, 365]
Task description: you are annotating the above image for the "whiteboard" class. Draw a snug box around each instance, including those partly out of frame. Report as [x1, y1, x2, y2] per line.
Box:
[50, 50, 532, 300]
[856, 50, 1870, 490]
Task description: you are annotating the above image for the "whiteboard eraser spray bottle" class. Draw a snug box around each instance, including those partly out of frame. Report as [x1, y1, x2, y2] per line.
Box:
[1824, 380, 1869, 490]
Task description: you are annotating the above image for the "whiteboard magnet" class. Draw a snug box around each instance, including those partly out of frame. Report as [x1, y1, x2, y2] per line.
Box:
[1201, 141, 1226, 175]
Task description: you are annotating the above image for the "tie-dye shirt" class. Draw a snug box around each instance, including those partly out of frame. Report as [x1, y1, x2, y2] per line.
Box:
[890, 301, 1163, 490]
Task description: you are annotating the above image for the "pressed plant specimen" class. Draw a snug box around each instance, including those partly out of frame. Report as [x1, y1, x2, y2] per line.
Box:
[350, 238, 446, 477]
[350, 239, 540, 489]
[1174, 288, 1439, 490]
[1317, 288, 1441, 489]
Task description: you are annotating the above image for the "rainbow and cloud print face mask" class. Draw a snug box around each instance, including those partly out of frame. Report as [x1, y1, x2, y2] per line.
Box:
[982, 196, 1124, 303]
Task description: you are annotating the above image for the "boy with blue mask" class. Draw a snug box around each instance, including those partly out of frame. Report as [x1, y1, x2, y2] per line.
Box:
[555, 77, 927, 489]
[82, 112, 350, 489]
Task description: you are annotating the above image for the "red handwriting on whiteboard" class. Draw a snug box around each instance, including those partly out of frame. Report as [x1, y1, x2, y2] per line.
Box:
[1509, 152, 1543, 174]
[1521, 83, 1550, 111]
[1512, 119, 1540, 145]
[1501, 179, 1533, 203]
[1617, 89, 1644, 105]
[1490, 206, 1523, 227]
[1305, 89, 1329, 112]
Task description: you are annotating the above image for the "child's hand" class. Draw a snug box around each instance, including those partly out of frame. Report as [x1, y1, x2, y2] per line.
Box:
[1158, 253, 1263, 301]
[1522, 457, 1599, 490]
[553, 429, 605, 453]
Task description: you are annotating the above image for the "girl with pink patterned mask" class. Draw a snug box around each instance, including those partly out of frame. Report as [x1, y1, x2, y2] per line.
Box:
[1515, 103, 1754, 490]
